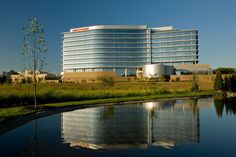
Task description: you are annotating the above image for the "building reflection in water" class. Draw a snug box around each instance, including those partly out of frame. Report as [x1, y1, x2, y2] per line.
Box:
[61, 99, 200, 150]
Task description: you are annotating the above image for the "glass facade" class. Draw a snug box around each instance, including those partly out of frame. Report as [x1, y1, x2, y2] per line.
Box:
[151, 29, 198, 66]
[62, 25, 198, 76]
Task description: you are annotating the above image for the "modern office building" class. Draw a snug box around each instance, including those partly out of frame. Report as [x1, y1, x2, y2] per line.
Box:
[62, 25, 198, 78]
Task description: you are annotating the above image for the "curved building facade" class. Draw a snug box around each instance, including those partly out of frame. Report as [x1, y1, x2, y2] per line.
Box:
[142, 64, 174, 78]
[62, 25, 198, 76]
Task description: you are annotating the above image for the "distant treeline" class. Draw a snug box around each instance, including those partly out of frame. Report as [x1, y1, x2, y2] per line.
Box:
[0, 70, 17, 84]
[214, 67, 236, 74]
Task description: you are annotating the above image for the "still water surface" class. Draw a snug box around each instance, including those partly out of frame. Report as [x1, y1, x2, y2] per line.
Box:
[0, 97, 236, 157]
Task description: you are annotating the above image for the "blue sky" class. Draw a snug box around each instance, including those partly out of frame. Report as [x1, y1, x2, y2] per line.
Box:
[0, 0, 236, 73]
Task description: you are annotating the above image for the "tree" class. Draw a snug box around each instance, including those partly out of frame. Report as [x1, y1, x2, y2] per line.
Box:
[23, 18, 48, 109]
[0, 75, 7, 84]
[230, 74, 236, 92]
[0, 71, 14, 84]
[223, 75, 232, 92]
[214, 71, 224, 91]
[191, 73, 198, 92]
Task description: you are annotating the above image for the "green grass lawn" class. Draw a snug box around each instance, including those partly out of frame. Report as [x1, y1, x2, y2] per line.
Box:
[0, 81, 214, 107]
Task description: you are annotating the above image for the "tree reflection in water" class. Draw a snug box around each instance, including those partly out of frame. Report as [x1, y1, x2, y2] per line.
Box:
[188, 98, 199, 116]
[214, 97, 236, 118]
[21, 120, 45, 157]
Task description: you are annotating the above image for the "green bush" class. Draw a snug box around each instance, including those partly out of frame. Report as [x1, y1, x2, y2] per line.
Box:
[21, 79, 26, 84]
[148, 77, 158, 84]
[156, 88, 171, 94]
[97, 76, 115, 87]
[160, 75, 170, 82]
[176, 77, 180, 82]
[26, 77, 32, 84]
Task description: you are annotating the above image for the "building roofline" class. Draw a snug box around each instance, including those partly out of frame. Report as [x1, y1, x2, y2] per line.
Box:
[62, 25, 148, 34]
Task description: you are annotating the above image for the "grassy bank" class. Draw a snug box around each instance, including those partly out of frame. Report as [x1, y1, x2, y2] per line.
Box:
[0, 107, 36, 122]
[0, 81, 213, 107]
[0, 90, 217, 122]
[0, 81, 215, 122]
[43, 90, 216, 107]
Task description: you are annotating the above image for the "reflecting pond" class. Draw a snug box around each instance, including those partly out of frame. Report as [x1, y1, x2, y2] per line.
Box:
[1, 97, 236, 157]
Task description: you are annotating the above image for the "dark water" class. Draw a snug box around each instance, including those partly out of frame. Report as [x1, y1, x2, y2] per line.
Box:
[0, 97, 236, 157]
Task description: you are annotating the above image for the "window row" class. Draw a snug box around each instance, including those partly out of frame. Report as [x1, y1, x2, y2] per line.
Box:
[64, 68, 137, 76]
[64, 58, 146, 63]
[152, 51, 197, 57]
[63, 38, 197, 47]
[152, 46, 197, 52]
[63, 56, 197, 63]
[64, 54, 147, 59]
[63, 36, 148, 42]
[151, 61, 196, 65]
[63, 36, 197, 44]
[63, 39, 149, 45]
[63, 48, 149, 53]
[64, 33, 147, 39]
[63, 63, 144, 68]
[63, 51, 196, 58]
[152, 56, 197, 61]
[152, 36, 197, 42]
[151, 31, 197, 38]
[63, 43, 148, 50]
[151, 41, 196, 47]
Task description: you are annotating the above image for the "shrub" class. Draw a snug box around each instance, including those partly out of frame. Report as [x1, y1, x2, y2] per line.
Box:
[21, 79, 26, 84]
[97, 76, 115, 87]
[148, 77, 158, 84]
[162, 75, 170, 82]
[81, 79, 86, 83]
[157, 88, 171, 94]
[26, 77, 32, 84]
